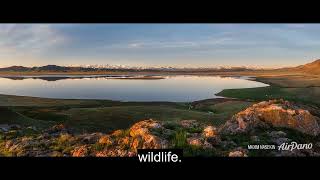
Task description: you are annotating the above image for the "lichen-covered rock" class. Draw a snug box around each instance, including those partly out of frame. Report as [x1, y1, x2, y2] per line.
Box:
[131, 136, 142, 149]
[187, 135, 204, 147]
[5, 140, 14, 149]
[98, 135, 113, 145]
[111, 130, 124, 137]
[221, 99, 320, 136]
[95, 149, 136, 157]
[49, 151, 64, 157]
[72, 145, 89, 157]
[228, 148, 248, 157]
[45, 124, 67, 133]
[118, 137, 130, 146]
[129, 119, 168, 149]
[203, 126, 218, 138]
[229, 151, 248, 157]
[80, 133, 103, 144]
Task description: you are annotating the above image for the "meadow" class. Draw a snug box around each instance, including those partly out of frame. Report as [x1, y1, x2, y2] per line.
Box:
[0, 94, 252, 133]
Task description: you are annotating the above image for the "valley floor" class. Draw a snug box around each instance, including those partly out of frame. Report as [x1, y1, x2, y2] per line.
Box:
[0, 94, 252, 133]
[1, 70, 320, 157]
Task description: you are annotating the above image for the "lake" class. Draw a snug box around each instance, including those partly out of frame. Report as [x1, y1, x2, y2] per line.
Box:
[0, 75, 268, 102]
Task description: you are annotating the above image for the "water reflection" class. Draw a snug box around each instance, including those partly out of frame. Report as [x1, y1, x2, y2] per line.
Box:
[0, 75, 268, 102]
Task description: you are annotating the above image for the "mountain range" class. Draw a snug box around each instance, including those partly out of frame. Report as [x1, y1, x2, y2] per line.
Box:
[1, 59, 320, 74]
[0, 64, 256, 72]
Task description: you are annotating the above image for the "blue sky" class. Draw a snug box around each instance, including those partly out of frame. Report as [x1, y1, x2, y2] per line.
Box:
[0, 24, 320, 68]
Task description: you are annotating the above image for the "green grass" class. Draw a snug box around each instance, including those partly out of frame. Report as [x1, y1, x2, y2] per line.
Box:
[170, 130, 218, 157]
[0, 94, 118, 107]
[172, 130, 188, 148]
[0, 107, 54, 129]
[217, 86, 320, 106]
[0, 93, 253, 133]
[0, 94, 187, 108]
[194, 100, 253, 121]
[12, 107, 70, 123]
[62, 105, 215, 133]
[91, 143, 105, 151]
[205, 101, 253, 113]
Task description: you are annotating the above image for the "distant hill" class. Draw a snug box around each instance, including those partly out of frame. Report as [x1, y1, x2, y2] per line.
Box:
[0, 66, 30, 72]
[293, 59, 320, 74]
[0, 64, 257, 73]
[34, 65, 72, 72]
[0, 65, 82, 72]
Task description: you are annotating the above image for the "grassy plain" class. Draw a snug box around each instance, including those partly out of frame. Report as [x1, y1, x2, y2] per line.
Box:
[0, 94, 253, 133]
[1, 69, 320, 133]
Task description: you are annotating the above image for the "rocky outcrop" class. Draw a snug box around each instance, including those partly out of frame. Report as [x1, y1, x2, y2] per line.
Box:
[128, 120, 168, 149]
[72, 145, 90, 157]
[0, 119, 221, 157]
[93, 120, 170, 157]
[98, 135, 113, 145]
[0, 124, 21, 133]
[203, 126, 218, 138]
[228, 148, 248, 157]
[1, 99, 320, 157]
[221, 99, 320, 136]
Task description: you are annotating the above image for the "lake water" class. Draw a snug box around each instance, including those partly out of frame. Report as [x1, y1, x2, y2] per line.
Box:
[0, 75, 268, 102]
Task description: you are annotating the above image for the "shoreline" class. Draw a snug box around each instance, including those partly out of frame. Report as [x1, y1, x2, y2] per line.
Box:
[0, 74, 165, 80]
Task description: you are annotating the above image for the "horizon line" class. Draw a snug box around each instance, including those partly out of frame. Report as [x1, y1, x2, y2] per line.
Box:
[0, 64, 295, 70]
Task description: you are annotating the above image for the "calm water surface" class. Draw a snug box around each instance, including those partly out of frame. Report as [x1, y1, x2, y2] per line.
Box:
[0, 75, 268, 102]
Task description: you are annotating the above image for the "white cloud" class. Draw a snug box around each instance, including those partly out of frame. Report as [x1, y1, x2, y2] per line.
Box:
[125, 37, 234, 50]
[285, 24, 307, 28]
[128, 43, 143, 48]
[0, 24, 65, 57]
[127, 41, 198, 49]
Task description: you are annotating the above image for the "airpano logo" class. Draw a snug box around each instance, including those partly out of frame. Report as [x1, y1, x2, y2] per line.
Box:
[278, 142, 313, 151]
[137, 149, 183, 163]
[247, 142, 313, 151]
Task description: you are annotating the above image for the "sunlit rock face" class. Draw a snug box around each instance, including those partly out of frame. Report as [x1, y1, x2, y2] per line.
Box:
[228, 148, 248, 157]
[129, 119, 168, 149]
[221, 99, 320, 136]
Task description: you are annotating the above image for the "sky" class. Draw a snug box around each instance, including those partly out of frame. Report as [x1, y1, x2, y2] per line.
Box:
[0, 24, 320, 68]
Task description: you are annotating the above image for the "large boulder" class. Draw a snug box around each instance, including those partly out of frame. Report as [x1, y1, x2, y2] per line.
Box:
[203, 126, 218, 138]
[72, 145, 89, 157]
[221, 100, 320, 136]
[187, 134, 204, 147]
[228, 148, 248, 157]
[129, 119, 168, 149]
[98, 135, 113, 145]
